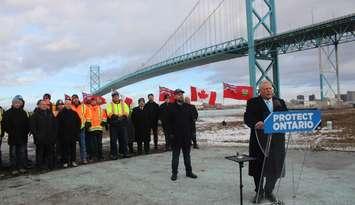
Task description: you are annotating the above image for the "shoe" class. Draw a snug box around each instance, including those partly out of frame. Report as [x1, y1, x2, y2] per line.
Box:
[19, 169, 27, 174]
[72, 162, 78, 167]
[111, 156, 118, 160]
[252, 192, 264, 204]
[11, 170, 19, 175]
[171, 174, 177, 181]
[265, 193, 277, 203]
[122, 154, 131, 158]
[186, 172, 198, 179]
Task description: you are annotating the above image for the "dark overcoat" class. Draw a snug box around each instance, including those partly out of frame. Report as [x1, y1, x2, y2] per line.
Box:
[30, 109, 57, 145]
[244, 96, 287, 178]
[131, 106, 150, 142]
[167, 102, 193, 147]
[57, 108, 81, 143]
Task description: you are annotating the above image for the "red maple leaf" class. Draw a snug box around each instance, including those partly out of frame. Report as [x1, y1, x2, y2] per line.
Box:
[198, 90, 209, 99]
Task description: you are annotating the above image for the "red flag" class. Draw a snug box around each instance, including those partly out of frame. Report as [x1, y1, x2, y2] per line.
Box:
[124, 97, 133, 106]
[64, 94, 71, 101]
[209, 91, 217, 106]
[159, 86, 175, 102]
[223, 83, 253, 100]
[190, 86, 217, 105]
[82, 92, 92, 104]
[93, 96, 106, 105]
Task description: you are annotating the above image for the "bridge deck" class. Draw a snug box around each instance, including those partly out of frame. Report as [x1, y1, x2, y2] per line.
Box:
[93, 14, 355, 96]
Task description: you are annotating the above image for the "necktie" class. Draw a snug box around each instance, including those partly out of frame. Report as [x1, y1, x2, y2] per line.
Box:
[266, 100, 273, 112]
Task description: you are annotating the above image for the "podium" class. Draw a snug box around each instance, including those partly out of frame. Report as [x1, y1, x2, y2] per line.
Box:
[226, 154, 256, 205]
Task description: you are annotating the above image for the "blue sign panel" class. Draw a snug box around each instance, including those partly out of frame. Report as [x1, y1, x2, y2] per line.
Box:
[264, 110, 321, 134]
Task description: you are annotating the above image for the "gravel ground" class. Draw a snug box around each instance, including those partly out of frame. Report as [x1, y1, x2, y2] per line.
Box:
[0, 146, 354, 205]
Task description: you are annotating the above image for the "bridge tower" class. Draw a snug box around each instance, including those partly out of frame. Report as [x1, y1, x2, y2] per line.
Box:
[89, 65, 101, 94]
[245, 0, 279, 97]
[318, 45, 340, 101]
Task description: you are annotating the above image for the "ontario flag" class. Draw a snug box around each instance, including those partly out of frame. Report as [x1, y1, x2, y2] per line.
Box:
[190, 86, 217, 105]
[223, 82, 253, 101]
[159, 86, 175, 102]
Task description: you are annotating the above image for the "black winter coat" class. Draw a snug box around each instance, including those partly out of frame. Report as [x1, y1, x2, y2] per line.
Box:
[244, 96, 288, 178]
[145, 101, 159, 127]
[187, 104, 198, 133]
[159, 102, 169, 126]
[167, 102, 193, 147]
[57, 108, 81, 143]
[131, 106, 150, 142]
[30, 109, 57, 145]
[2, 107, 30, 145]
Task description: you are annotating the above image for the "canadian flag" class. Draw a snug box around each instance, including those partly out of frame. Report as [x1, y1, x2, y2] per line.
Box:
[159, 86, 175, 102]
[190, 86, 217, 105]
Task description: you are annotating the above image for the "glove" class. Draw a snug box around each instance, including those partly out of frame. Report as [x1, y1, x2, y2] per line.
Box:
[111, 114, 119, 121]
[85, 122, 92, 130]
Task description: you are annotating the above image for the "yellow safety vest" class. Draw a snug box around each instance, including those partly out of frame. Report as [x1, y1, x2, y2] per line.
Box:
[106, 101, 129, 117]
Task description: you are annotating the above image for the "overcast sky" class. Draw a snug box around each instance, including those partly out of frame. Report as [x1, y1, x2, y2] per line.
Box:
[0, 0, 354, 109]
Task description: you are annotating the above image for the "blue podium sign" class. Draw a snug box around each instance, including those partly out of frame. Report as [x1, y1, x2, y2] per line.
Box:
[264, 110, 321, 134]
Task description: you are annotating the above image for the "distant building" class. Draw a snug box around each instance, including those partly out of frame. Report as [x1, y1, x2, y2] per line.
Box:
[296, 95, 305, 104]
[336, 94, 348, 102]
[309, 94, 316, 101]
[347, 91, 355, 102]
[297, 95, 305, 100]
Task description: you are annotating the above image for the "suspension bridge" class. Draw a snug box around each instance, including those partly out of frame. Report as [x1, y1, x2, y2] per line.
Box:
[91, 0, 355, 98]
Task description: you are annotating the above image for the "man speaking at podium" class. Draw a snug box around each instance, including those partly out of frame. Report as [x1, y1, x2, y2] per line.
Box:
[244, 80, 288, 203]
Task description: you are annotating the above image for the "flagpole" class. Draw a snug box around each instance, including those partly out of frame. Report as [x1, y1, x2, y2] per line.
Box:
[222, 82, 226, 125]
[222, 82, 225, 109]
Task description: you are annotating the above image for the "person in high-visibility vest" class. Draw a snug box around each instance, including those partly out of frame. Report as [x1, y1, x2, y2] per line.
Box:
[106, 91, 130, 159]
[87, 97, 107, 161]
[71, 94, 92, 164]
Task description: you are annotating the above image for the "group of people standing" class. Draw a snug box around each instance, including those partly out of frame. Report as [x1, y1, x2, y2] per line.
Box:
[0, 89, 199, 179]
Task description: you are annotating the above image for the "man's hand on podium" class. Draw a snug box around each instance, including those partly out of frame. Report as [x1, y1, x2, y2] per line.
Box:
[255, 121, 264, 129]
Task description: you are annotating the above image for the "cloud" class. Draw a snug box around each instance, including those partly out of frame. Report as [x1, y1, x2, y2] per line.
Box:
[0, 0, 354, 104]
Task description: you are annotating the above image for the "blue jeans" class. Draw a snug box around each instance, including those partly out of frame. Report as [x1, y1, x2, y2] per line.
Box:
[79, 129, 87, 161]
[10, 144, 27, 169]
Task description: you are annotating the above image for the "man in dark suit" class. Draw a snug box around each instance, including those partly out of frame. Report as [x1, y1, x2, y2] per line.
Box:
[159, 94, 171, 151]
[184, 97, 199, 149]
[131, 98, 150, 154]
[168, 89, 197, 181]
[145, 94, 160, 149]
[244, 80, 288, 203]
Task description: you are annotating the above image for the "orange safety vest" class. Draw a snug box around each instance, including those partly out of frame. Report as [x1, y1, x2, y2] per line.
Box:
[72, 103, 92, 129]
[88, 105, 107, 132]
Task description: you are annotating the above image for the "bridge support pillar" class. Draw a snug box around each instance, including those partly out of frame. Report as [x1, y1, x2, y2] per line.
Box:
[245, 0, 280, 97]
[90, 65, 101, 94]
[318, 42, 340, 101]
